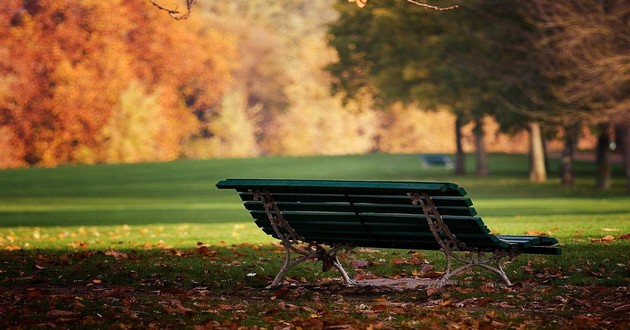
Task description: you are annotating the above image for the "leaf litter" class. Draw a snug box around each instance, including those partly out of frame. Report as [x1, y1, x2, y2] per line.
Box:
[0, 241, 629, 329]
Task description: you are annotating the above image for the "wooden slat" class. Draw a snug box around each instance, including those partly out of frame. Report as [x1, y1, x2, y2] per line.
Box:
[217, 179, 467, 196]
[520, 246, 562, 255]
[349, 195, 473, 207]
[239, 192, 349, 203]
[249, 210, 486, 232]
[238, 192, 474, 209]
[243, 201, 477, 217]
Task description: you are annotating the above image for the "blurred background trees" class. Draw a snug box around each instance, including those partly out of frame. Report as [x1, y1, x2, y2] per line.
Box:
[1, 0, 628, 190]
[327, 0, 629, 188]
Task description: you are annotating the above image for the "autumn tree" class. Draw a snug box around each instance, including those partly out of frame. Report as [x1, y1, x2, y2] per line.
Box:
[0, 0, 235, 167]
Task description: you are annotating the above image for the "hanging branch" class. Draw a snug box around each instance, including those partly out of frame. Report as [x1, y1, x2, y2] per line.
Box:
[349, 0, 458, 10]
[152, 0, 457, 20]
[405, 0, 458, 11]
[149, 0, 195, 20]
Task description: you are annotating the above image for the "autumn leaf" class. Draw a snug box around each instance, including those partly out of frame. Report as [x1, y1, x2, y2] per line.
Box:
[105, 250, 128, 259]
[46, 310, 79, 318]
[352, 260, 369, 268]
[68, 241, 89, 249]
[5, 244, 21, 251]
[161, 300, 193, 315]
[591, 235, 615, 243]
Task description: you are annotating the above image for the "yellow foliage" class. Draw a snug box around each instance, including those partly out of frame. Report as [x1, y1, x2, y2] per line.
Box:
[182, 89, 259, 159]
[263, 93, 378, 156]
[378, 105, 457, 154]
[101, 81, 172, 163]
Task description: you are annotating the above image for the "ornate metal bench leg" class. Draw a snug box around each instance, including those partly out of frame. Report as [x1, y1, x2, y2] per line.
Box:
[253, 190, 357, 287]
[479, 257, 513, 286]
[332, 256, 358, 286]
[409, 192, 516, 287]
[267, 245, 293, 289]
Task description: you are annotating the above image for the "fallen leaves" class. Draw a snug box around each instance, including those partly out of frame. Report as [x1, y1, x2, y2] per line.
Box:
[46, 309, 80, 318]
[591, 235, 616, 243]
[525, 230, 548, 236]
[160, 299, 193, 315]
[590, 233, 630, 243]
[4, 244, 21, 251]
[1, 233, 629, 329]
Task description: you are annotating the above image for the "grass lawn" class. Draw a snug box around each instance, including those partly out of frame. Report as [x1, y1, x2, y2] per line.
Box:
[0, 153, 629, 329]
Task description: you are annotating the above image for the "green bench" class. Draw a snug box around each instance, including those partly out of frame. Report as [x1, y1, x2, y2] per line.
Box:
[216, 179, 561, 288]
[420, 154, 454, 169]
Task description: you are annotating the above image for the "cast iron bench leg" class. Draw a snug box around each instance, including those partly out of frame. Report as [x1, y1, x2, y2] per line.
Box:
[409, 192, 515, 287]
[253, 190, 357, 288]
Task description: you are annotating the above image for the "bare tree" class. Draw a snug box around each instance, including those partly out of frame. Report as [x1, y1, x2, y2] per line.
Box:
[522, 1, 630, 190]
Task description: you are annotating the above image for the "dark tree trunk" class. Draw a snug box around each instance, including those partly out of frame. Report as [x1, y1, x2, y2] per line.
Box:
[560, 125, 579, 186]
[616, 122, 630, 193]
[455, 117, 466, 176]
[595, 124, 612, 190]
[473, 118, 489, 177]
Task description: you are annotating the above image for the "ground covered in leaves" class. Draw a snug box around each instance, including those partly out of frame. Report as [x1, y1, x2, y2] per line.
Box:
[1, 243, 629, 329]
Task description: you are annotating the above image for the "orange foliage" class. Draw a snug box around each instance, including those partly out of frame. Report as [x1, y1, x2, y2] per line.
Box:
[0, 0, 235, 167]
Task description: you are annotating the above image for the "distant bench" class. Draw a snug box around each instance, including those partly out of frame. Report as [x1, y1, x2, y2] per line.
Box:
[216, 179, 561, 288]
[420, 154, 454, 169]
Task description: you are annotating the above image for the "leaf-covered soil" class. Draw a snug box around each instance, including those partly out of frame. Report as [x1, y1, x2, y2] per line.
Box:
[2, 279, 628, 329]
[1, 244, 628, 329]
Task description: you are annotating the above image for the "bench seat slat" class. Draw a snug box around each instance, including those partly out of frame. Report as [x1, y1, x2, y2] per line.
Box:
[520, 246, 562, 255]
[257, 226, 511, 251]
[263, 227, 510, 251]
[238, 192, 474, 208]
[254, 219, 503, 248]
[498, 235, 558, 246]
[249, 210, 488, 233]
[243, 201, 477, 217]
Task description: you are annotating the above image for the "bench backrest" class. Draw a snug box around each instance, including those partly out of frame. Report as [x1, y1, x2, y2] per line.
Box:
[216, 179, 512, 251]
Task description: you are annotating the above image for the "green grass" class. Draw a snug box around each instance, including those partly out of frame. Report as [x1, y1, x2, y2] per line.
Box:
[0, 153, 629, 328]
[1, 153, 628, 249]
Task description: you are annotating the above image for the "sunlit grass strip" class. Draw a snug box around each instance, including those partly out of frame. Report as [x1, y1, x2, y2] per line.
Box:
[0, 222, 274, 251]
[0, 202, 244, 212]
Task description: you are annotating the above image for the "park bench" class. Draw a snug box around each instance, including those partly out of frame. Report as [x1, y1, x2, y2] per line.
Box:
[216, 179, 561, 288]
[420, 154, 454, 169]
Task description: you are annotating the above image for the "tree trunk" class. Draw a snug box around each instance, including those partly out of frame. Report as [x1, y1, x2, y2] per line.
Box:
[529, 122, 547, 183]
[473, 118, 489, 177]
[560, 124, 579, 186]
[455, 117, 466, 176]
[616, 122, 630, 192]
[595, 124, 611, 190]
